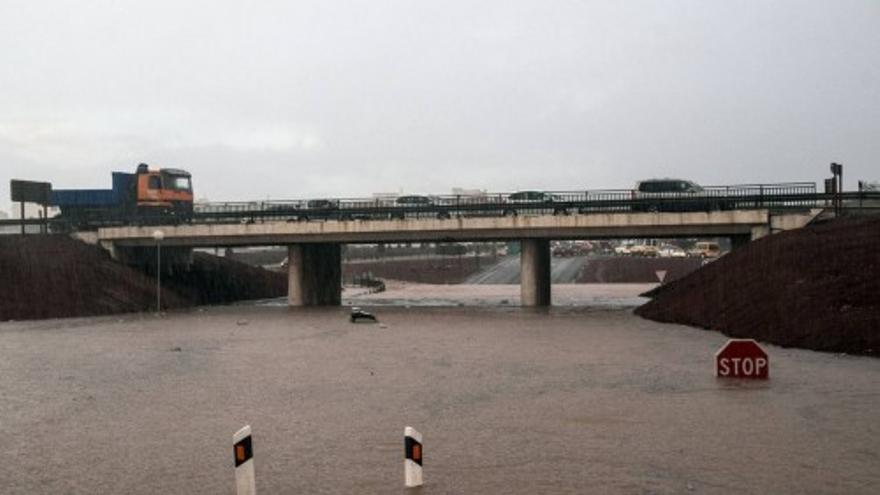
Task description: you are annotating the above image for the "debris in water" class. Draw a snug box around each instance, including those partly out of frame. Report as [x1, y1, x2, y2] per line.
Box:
[236, 319, 249, 326]
[350, 307, 378, 323]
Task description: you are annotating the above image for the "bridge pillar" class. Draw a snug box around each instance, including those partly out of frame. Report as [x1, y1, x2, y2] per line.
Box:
[751, 225, 771, 240]
[287, 243, 341, 306]
[520, 239, 551, 307]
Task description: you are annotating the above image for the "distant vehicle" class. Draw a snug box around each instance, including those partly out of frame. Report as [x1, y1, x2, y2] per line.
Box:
[629, 239, 661, 257]
[49, 163, 193, 226]
[296, 199, 342, 221]
[637, 179, 704, 194]
[688, 241, 722, 258]
[657, 244, 688, 258]
[396, 195, 434, 206]
[504, 191, 567, 216]
[614, 242, 634, 256]
[307, 199, 339, 210]
[632, 178, 729, 212]
[392, 195, 449, 219]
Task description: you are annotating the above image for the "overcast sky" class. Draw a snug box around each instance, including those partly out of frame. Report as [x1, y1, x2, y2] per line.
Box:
[1, 0, 878, 211]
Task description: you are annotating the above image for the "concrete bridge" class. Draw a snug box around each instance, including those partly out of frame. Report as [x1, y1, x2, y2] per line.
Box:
[86, 209, 821, 307]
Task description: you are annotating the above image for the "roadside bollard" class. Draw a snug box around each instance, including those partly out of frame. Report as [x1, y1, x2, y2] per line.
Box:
[233, 425, 256, 495]
[404, 426, 423, 488]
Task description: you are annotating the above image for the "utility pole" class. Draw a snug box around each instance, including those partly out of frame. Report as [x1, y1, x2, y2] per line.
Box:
[830, 162, 843, 215]
[152, 230, 165, 314]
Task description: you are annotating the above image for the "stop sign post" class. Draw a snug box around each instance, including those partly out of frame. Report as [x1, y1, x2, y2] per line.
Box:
[715, 339, 769, 379]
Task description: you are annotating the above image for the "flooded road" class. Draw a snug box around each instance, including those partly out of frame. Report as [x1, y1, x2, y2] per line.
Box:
[462, 255, 590, 284]
[1, 285, 878, 494]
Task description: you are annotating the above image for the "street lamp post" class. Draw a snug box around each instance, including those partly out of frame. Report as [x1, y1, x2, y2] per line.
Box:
[152, 230, 165, 314]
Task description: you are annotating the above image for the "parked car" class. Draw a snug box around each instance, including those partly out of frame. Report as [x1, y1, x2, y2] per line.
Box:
[657, 244, 688, 258]
[629, 239, 661, 257]
[688, 241, 722, 258]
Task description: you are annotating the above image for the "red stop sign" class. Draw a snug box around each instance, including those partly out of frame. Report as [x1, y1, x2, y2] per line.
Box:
[715, 339, 769, 379]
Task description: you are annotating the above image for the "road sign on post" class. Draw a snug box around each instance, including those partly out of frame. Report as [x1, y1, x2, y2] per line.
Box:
[715, 339, 769, 379]
[10, 180, 51, 205]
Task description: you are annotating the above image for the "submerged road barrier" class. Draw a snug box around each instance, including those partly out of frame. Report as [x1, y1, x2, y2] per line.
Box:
[405, 426, 424, 488]
[234, 425, 256, 495]
[230, 424, 422, 489]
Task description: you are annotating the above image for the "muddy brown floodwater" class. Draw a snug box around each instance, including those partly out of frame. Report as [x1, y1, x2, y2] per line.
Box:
[0, 285, 878, 494]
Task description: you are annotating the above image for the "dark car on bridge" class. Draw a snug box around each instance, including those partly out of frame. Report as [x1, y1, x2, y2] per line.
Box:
[632, 179, 731, 212]
[267, 199, 342, 221]
[390, 195, 450, 220]
[503, 191, 568, 216]
[299, 199, 342, 220]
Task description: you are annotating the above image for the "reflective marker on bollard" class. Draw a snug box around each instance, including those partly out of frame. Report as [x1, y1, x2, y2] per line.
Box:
[234, 425, 256, 495]
[404, 426, 423, 488]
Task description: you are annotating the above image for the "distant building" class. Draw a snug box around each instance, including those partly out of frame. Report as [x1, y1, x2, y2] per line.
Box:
[451, 187, 487, 197]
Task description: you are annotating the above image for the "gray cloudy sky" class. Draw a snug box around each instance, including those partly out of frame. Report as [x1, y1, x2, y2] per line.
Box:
[1, 0, 878, 210]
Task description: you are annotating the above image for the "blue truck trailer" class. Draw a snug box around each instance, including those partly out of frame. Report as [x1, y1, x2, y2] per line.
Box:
[50, 172, 136, 210]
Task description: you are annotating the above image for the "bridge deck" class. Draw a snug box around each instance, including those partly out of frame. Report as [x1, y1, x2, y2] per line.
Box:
[97, 210, 772, 247]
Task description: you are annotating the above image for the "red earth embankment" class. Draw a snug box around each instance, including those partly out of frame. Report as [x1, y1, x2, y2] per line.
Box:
[576, 257, 702, 283]
[635, 217, 880, 355]
[0, 236, 285, 321]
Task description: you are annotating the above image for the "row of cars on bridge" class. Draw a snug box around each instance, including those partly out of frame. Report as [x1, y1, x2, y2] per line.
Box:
[202, 178, 813, 222]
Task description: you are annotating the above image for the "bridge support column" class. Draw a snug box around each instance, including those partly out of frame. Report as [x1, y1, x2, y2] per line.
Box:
[751, 225, 770, 240]
[287, 243, 341, 306]
[520, 239, 551, 307]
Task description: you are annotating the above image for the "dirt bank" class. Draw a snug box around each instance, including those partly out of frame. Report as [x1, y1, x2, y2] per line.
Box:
[576, 256, 703, 283]
[636, 217, 880, 355]
[0, 236, 285, 321]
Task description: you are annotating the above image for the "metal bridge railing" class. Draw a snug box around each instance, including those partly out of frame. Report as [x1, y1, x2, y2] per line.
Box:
[9, 183, 880, 233]
[188, 182, 823, 224]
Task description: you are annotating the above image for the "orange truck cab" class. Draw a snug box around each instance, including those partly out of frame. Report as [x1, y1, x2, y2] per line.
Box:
[135, 163, 194, 215]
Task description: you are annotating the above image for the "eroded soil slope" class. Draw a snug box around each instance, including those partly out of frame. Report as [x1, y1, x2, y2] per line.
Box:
[0, 236, 285, 321]
[636, 217, 880, 355]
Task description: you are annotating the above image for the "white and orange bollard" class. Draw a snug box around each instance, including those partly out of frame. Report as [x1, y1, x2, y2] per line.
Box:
[233, 425, 256, 495]
[404, 426, 423, 488]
